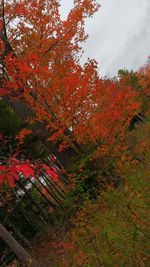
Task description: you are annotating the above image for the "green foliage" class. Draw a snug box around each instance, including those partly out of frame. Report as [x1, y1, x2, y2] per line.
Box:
[67, 159, 149, 267]
[118, 69, 140, 89]
[69, 146, 100, 199]
[20, 136, 50, 160]
[68, 143, 120, 207]
[127, 119, 150, 164]
[53, 118, 150, 267]
[0, 101, 23, 137]
[0, 101, 49, 160]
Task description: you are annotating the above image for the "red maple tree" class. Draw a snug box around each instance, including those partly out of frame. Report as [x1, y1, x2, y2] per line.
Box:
[0, 0, 140, 185]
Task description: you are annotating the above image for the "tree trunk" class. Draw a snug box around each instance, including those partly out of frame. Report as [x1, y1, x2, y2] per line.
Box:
[0, 18, 78, 169]
[0, 223, 42, 267]
[3, 96, 77, 168]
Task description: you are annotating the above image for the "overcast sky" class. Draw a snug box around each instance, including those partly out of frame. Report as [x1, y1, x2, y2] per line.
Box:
[59, 0, 150, 77]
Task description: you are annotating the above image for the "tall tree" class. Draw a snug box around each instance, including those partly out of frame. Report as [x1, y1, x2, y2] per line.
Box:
[0, 0, 140, 161]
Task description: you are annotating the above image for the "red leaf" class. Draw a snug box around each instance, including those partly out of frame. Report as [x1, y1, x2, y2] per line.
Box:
[16, 164, 35, 178]
[16, 128, 33, 144]
[11, 172, 19, 181]
[42, 164, 59, 183]
[7, 175, 15, 188]
[0, 174, 5, 186]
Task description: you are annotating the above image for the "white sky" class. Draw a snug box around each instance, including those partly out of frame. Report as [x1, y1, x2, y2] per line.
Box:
[59, 0, 150, 77]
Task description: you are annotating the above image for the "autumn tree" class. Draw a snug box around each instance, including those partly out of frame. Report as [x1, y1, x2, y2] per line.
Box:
[0, 1, 149, 266]
[0, 0, 143, 209]
[0, 0, 140, 159]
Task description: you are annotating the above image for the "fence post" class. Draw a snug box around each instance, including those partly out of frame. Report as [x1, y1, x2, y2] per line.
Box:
[0, 223, 42, 267]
